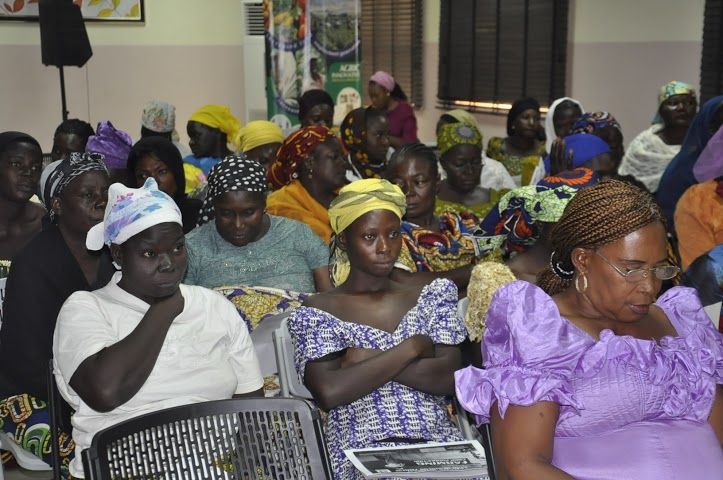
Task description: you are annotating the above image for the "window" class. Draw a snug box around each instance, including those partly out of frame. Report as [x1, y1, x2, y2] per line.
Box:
[700, 0, 723, 103]
[437, 0, 569, 112]
[361, 0, 424, 107]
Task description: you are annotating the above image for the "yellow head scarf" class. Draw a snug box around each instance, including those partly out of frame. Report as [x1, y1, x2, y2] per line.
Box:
[437, 121, 483, 156]
[239, 120, 285, 153]
[328, 179, 406, 285]
[446, 109, 479, 129]
[188, 104, 242, 152]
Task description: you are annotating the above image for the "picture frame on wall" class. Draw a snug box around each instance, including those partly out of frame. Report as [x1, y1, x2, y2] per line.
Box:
[0, 0, 144, 22]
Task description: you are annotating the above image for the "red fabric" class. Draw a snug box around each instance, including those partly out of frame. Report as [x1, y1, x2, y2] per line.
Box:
[386, 100, 418, 144]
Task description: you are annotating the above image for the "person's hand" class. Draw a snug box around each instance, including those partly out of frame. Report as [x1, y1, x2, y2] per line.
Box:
[341, 347, 381, 368]
[549, 138, 573, 175]
[153, 288, 185, 319]
[404, 335, 435, 359]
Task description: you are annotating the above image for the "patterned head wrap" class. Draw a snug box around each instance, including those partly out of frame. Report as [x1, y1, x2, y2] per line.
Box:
[542, 133, 611, 172]
[369, 71, 395, 92]
[268, 125, 337, 189]
[188, 104, 242, 152]
[141, 100, 176, 133]
[86, 121, 133, 169]
[86, 177, 182, 250]
[40, 152, 108, 210]
[479, 184, 582, 254]
[328, 178, 406, 284]
[571, 112, 621, 135]
[538, 167, 600, 190]
[239, 120, 285, 153]
[653, 80, 696, 124]
[197, 155, 268, 226]
[445, 109, 478, 128]
[437, 122, 483, 156]
[341, 107, 386, 178]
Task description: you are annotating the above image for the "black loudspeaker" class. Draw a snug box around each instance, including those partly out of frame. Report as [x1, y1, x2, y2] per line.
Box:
[39, 0, 92, 67]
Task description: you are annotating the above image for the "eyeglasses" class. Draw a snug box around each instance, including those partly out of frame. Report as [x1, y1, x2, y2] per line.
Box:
[594, 251, 679, 283]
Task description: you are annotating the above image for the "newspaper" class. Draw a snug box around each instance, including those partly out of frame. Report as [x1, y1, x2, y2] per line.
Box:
[344, 440, 490, 479]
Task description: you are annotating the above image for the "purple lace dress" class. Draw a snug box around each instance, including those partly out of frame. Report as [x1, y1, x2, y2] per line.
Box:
[456, 281, 723, 479]
[288, 279, 465, 479]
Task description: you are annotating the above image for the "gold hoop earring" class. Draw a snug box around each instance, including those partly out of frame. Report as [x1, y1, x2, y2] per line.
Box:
[575, 273, 588, 293]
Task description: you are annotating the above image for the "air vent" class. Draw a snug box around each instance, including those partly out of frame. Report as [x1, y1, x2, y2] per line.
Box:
[244, 2, 264, 36]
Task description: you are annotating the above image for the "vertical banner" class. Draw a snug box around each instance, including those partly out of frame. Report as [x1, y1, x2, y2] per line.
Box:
[264, 0, 362, 131]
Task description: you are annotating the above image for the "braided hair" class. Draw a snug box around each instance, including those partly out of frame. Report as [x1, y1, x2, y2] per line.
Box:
[53, 118, 95, 141]
[386, 142, 438, 177]
[537, 179, 665, 295]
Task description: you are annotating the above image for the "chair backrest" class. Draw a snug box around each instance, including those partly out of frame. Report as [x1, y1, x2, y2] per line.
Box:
[82, 397, 331, 480]
[0, 276, 7, 329]
[250, 310, 291, 376]
[453, 397, 498, 480]
[273, 318, 313, 399]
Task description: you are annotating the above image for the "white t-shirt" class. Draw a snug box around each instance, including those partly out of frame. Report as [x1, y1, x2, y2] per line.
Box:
[53, 272, 264, 478]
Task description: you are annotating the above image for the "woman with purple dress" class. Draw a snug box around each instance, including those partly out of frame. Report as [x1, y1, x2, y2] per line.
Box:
[456, 178, 723, 479]
[288, 179, 465, 479]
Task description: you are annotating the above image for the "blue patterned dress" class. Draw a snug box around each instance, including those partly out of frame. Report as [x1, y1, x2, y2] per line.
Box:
[288, 278, 465, 479]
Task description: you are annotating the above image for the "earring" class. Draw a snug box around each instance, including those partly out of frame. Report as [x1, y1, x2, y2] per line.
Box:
[575, 273, 588, 293]
[307, 169, 313, 179]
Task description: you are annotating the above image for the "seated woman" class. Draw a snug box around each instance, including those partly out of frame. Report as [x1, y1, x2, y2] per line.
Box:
[51, 119, 95, 162]
[436, 122, 507, 217]
[543, 97, 584, 153]
[0, 131, 45, 275]
[140, 100, 192, 158]
[185, 104, 242, 175]
[0, 153, 113, 475]
[619, 81, 697, 192]
[368, 71, 418, 148]
[570, 111, 625, 171]
[486, 98, 546, 187]
[238, 120, 285, 174]
[288, 179, 465, 479]
[267, 126, 348, 243]
[456, 179, 723, 479]
[341, 107, 391, 180]
[675, 177, 723, 270]
[127, 136, 202, 233]
[657, 95, 723, 229]
[298, 89, 335, 129]
[53, 178, 264, 479]
[85, 120, 133, 185]
[185, 155, 331, 292]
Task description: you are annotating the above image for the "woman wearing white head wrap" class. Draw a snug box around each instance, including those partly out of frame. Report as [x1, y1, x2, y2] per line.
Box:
[544, 97, 584, 153]
[53, 178, 264, 479]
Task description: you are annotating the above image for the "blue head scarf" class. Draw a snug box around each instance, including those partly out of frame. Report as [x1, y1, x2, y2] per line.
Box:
[655, 95, 723, 228]
[543, 133, 611, 172]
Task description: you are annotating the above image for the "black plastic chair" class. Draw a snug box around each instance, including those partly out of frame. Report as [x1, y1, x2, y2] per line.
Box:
[81, 397, 332, 479]
[454, 396, 498, 480]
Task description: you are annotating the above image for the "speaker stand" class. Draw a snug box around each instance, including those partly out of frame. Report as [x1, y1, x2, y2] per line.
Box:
[58, 66, 69, 122]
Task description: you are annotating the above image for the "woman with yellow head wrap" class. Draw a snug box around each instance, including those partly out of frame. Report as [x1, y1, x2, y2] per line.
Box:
[185, 104, 242, 175]
[238, 120, 285, 173]
[286, 177, 467, 479]
[436, 122, 507, 218]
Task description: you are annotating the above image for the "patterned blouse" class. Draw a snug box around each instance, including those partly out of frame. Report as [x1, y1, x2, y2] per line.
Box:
[486, 136, 546, 186]
[288, 279, 465, 479]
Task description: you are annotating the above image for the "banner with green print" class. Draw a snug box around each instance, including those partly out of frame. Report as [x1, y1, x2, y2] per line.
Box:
[263, 0, 362, 131]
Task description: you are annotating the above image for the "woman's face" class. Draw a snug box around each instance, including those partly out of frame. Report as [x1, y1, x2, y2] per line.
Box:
[512, 108, 541, 139]
[593, 127, 624, 168]
[51, 133, 86, 162]
[134, 153, 178, 197]
[0, 141, 43, 203]
[387, 155, 438, 221]
[365, 115, 391, 163]
[113, 222, 187, 301]
[368, 82, 390, 110]
[54, 171, 109, 236]
[302, 104, 334, 128]
[342, 209, 402, 279]
[245, 142, 282, 174]
[187, 121, 218, 158]
[441, 144, 482, 194]
[553, 105, 583, 138]
[576, 221, 667, 323]
[213, 190, 266, 247]
[659, 94, 697, 129]
[309, 138, 348, 190]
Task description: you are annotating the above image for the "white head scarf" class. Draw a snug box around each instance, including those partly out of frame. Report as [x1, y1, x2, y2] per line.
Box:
[544, 97, 584, 152]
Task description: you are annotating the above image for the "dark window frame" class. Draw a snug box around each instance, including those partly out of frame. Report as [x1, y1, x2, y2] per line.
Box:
[700, 0, 723, 103]
[361, 0, 424, 107]
[437, 0, 569, 113]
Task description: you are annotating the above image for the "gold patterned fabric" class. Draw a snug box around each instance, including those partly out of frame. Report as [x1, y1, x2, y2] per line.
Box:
[486, 136, 546, 186]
